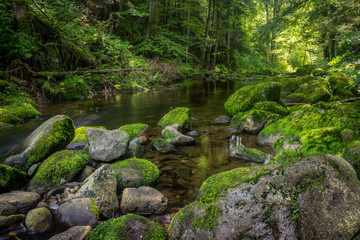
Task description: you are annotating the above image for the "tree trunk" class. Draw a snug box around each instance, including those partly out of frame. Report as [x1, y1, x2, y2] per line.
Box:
[185, 0, 191, 63]
[265, 2, 270, 63]
[201, 0, 213, 67]
[212, 11, 221, 67]
[146, 0, 157, 39]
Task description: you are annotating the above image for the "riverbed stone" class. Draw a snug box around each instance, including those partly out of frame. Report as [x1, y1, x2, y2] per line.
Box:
[77, 166, 95, 182]
[73, 165, 119, 218]
[158, 107, 192, 133]
[3, 115, 75, 171]
[49, 226, 92, 240]
[168, 155, 360, 239]
[224, 82, 282, 116]
[30, 150, 89, 187]
[150, 138, 175, 153]
[121, 186, 168, 214]
[119, 123, 148, 139]
[86, 214, 167, 240]
[0, 202, 17, 216]
[231, 109, 280, 133]
[25, 207, 52, 233]
[162, 126, 195, 146]
[86, 128, 130, 162]
[230, 146, 269, 163]
[67, 126, 106, 149]
[0, 214, 24, 231]
[214, 115, 231, 123]
[56, 198, 98, 227]
[0, 191, 41, 213]
[286, 79, 331, 103]
[0, 164, 27, 193]
[111, 158, 159, 193]
[127, 138, 144, 158]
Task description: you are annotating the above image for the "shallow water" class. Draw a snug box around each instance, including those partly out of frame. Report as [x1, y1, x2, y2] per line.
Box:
[0, 77, 273, 239]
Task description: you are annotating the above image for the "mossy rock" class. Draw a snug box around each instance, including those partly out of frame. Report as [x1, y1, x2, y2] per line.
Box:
[272, 137, 301, 154]
[0, 103, 40, 124]
[230, 146, 268, 163]
[0, 164, 27, 192]
[328, 72, 349, 88]
[258, 101, 360, 146]
[296, 64, 315, 75]
[253, 101, 288, 116]
[224, 82, 281, 116]
[344, 141, 360, 180]
[30, 150, 90, 187]
[267, 149, 299, 165]
[119, 123, 148, 139]
[111, 158, 159, 191]
[158, 107, 192, 132]
[274, 76, 311, 93]
[86, 213, 167, 240]
[68, 126, 106, 148]
[299, 127, 354, 157]
[150, 138, 174, 152]
[287, 80, 331, 103]
[312, 68, 327, 77]
[330, 81, 358, 102]
[4, 115, 75, 171]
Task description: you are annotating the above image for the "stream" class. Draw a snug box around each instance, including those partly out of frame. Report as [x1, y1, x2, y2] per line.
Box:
[0, 77, 274, 239]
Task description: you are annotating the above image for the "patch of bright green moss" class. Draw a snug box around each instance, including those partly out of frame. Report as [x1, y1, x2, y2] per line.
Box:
[330, 81, 358, 101]
[268, 149, 299, 165]
[25, 116, 75, 171]
[119, 123, 148, 139]
[90, 198, 99, 220]
[231, 109, 280, 131]
[328, 72, 349, 88]
[299, 127, 353, 157]
[158, 107, 192, 132]
[163, 130, 175, 140]
[287, 80, 331, 103]
[86, 214, 167, 240]
[231, 145, 267, 162]
[224, 82, 281, 116]
[193, 205, 220, 231]
[150, 138, 171, 149]
[272, 137, 299, 154]
[111, 158, 159, 188]
[70, 126, 106, 144]
[30, 150, 89, 186]
[0, 164, 27, 186]
[253, 101, 288, 116]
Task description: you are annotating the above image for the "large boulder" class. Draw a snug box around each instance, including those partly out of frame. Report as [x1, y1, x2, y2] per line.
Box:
[121, 186, 168, 214]
[169, 155, 360, 239]
[111, 158, 159, 193]
[67, 126, 106, 149]
[119, 123, 148, 139]
[0, 191, 41, 213]
[49, 226, 92, 240]
[230, 146, 269, 163]
[86, 214, 167, 240]
[344, 141, 360, 180]
[252, 101, 288, 117]
[162, 126, 195, 146]
[4, 115, 75, 171]
[86, 128, 130, 162]
[25, 207, 52, 233]
[286, 80, 331, 103]
[224, 82, 281, 116]
[158, 107, 192, 133]
[73, 165, 119, 218]
[30, 150, 89, 187]
[0, 164, 27, 193]
[56, 198, 98, 227]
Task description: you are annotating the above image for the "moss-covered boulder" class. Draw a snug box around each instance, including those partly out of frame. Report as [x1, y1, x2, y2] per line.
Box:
[86, 214, 167, 240]
[253, 101, 288, 116]
[4, 115, 75, 171]
[267, 149, 299, 165]
[67, 126, 106, 149]
[296, 64, 315, 75]
[224, 82, 281, 116]
[0, 164, 27, 193]
[119, 123, 148, 139]
[344, 141, 360, 180]
[312, 68, 327, 77]
[158, 107, 192, 133]
[273, 76, 310, 93]
[231, 109, 281, 134]
[0, 103, 40, 124]
[230, 146, 269, 163]
[30, 150, 89, 187]
[328, 72, 349, 88]
[150, 138, 174, 153]
[169, 155, 360, 239]
[330, 81, 358, 102]
[111, 158, 159, 193]
[272, 137, 301, 154]
[257, 101, 360, 147]
[286, 80, 331, 103]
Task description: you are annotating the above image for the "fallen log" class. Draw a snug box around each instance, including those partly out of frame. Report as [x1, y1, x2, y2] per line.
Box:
[34, 68, 147, 76]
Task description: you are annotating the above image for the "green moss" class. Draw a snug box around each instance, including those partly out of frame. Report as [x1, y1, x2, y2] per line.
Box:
[287, 80, 331, 103]
[330, 81, 357, 101]
[344, 141, 360, 179]
[299, 127, 353, 157]
[328, 72, 349, 88]
[70, 126, 106, 144]
[150, 138, 171, 149]
[111, 158, 159, 189]
[268, 149, 299, 165]
[272, 137, 299, 154]
[231, 146, 267, 161]
[253, 101, 288, 116]
[163, 130, 175, 140]
[86, 214, 167, 240]
[296, 65, 315, 75]
[273, 76, 310, 93]
[193, 205, 220, 231]
[119, 123, 148, 139]
[0, 164, 27, 185]
[158, 107, 192, 132]
[312, 68, 327, 77]
[25, 116, 75, 171]
[224, 82, 281, 116]
[90, 198, 99, 220]
[30, 150, 89, 186]
[231, 109, 280, 131]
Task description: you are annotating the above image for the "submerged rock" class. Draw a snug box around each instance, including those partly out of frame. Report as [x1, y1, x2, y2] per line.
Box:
[162, 126, 195, 146]
[0, 214, 24, 231]
[121, 186, 168, 214]
[86, 128, 129, 162]
[230, 146, 269, 163]
[158, 107, 192, 133]
[25, 207, 52, 233]
[73, 165, 118, 218]
[224, 82, 281, 116]
[169, 155, 360, 239]
[214, 115, 231, 123]
[86, 214, 167, 240]
[49, 226, 92, 240]
[150, 138, 175, 153]
[0, 164, 27, 193]
[4, 115, 75, 171]
[30, 150, 89, 187]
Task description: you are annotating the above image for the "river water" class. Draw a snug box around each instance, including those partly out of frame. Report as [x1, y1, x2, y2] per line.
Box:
[0, 77, 273, 238]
